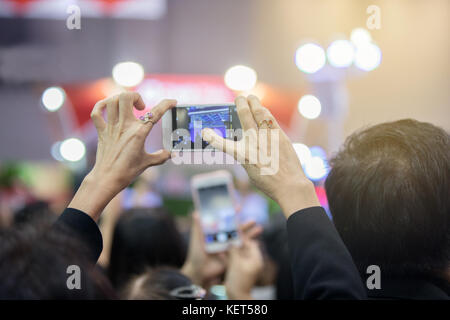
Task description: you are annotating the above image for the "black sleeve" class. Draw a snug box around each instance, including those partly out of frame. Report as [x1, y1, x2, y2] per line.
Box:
[286, 206, 366, 299]
[54, 208, 103, 264]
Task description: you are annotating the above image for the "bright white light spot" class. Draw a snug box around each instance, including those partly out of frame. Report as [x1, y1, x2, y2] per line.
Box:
[224, 65, 258, 91]
[327, 40, 355, 68]
[41, 87, 65, 112]
[298, 95, 322, 119]
[310, 146, 327, 159]
[50, 141, 63, 162]
[354, 43, 382, 71]
[293, 143, 312, 166]
[112, 61, 145, 87]
[304, 156, 328, 181]
[60, 138, 86, 162]
[295, 43, 326, 74]
[350, 28, 372, 47]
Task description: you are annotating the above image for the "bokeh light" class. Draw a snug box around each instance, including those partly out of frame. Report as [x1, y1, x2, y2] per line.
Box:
[50, 141, 63, 162]
[354, 43, 382, 71]
[112, 61, 145, 87]
[41, 87, 65, 112]
[327, 40, 355, 68]
[295, 43, 326, 74]
[292, 143, 312, 166]
[59, 138, 86, 162]
[224, 65, 258, 91]
[298, 94, 322, 119]
[309, 146, 327, 159]
[304, 156, 328, 181]
[350, 28, 372, 47]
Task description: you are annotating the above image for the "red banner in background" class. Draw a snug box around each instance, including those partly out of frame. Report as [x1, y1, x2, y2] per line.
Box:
[62, 74, 302, 132]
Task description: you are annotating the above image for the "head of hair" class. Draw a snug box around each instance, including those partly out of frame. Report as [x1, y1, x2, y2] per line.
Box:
[121, 267, 192, 300]
[108, 207, 186, 288]
[13, 201, 56, 228]
[261, 212, 294, 299]
[0, 224, 115, 299]
[325, 119, 450, 277]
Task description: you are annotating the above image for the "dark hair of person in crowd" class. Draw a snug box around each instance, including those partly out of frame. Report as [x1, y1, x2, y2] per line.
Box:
[325, 119, 450, 278]
[108, 207, 187, 289]
[261, 211, 294, 299]
[0, 225, 116, 299]
[13, 201, 56, 228]
[121, 267, 194, 300]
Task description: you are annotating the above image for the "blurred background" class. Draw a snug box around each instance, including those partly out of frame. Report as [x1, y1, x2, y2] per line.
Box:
[0, 0, 449, 222]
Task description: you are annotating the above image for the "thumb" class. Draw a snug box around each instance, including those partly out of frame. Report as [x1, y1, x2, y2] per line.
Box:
[145, 149, 171, 167]
[202, 128, 236, 157]
[191, 212, 205, 245]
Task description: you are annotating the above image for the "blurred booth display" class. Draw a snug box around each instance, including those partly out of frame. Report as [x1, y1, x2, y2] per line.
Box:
[0, 0, 167, 20]
[60, 75, 303, 133]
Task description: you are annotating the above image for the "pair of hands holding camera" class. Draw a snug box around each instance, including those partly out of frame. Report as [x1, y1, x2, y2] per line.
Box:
[68, 91, 320, 298]
[181, 212, 264, 299]
[69, 92, 319, 220]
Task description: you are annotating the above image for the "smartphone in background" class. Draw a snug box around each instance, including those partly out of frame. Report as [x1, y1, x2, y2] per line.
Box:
[191, 170, 240, 253]
[162, 104, 242, 151]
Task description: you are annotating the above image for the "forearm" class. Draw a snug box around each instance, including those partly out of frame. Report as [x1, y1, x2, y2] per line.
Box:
[286, 207, 366, 299]
[97, 194, 122, 267]
[275, 179, 320, 219]
[55, 208, 103, 263]
[68, 171, 121, 222]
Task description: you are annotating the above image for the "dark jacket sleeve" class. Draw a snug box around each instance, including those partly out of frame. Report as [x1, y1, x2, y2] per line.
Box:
[54, 208, 103, 264]
[286, 206, 366, 299]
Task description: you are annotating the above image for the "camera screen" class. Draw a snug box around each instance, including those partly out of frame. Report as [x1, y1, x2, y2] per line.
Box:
[197, 184, 238, 244]
[171, 105, 241, 149]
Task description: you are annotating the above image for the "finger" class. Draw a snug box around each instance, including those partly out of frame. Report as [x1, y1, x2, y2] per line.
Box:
[239, 221, 263, 240]
[106, 95, 119, 125]
[91, 99, 107, 131]
[118, 92, 145, 125]
[247, 95, 279, 129]
[245, 224, 263, 240]
[145, 149, 171, 167]
[149, 99, 177, 124]
[191, 211, 205, 248]
[239, 221, 256, 234]
[141, 99, 177, 135]
[202, 128, 236, 157]
[235, 96, 257, 131]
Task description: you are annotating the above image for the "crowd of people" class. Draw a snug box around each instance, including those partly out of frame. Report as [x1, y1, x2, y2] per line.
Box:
[0, 92, 448, 300]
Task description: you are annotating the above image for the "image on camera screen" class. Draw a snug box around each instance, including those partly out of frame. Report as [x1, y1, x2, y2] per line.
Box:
[172, 105, 241, 149]
[198, 184, 238, 244]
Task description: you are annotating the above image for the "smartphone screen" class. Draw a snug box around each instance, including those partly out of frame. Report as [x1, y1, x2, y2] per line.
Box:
[171, 105, 241, 150]
[197, 184, 239, 245]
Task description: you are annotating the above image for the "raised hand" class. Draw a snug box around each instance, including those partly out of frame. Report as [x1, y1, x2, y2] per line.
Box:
[69, 92, 176, 221]
[202, 95, 319, 218]
[181, 212, 263, 289]
[224, 223, 264, 300]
